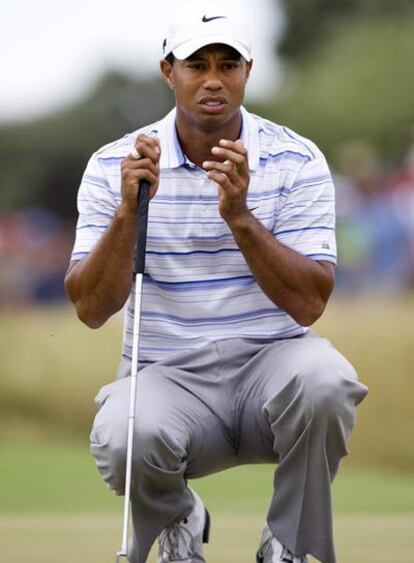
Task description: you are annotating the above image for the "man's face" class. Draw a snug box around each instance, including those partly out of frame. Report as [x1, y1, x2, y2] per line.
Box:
[160, 44, 252, 132]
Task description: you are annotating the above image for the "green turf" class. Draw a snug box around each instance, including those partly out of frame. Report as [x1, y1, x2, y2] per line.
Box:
[1, 514, 414, 563]
[1, 299, 414, 561]
[1, 443, 413, 515]
[1, 444, 414, 562]
[1, 297, 414, 472]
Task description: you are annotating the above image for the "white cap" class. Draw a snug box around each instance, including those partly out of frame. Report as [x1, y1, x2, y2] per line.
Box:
[162, 2, 252, 62]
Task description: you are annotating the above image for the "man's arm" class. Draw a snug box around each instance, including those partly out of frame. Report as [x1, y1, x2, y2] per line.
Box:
[224, 214, 334, 326]
[202, 139, 335, 327]
[65, 135, 160, 328]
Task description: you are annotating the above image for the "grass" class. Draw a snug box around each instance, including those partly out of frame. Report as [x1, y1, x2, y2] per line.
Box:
[2, 513, 414, 563]
[0, 443, 413, 562]
[0, 305, 123, 438]
[1, 295, 414, 471]
[1, 297, 414, 560]
[315, 295, 414, 471]
[1, 444, 414, 516]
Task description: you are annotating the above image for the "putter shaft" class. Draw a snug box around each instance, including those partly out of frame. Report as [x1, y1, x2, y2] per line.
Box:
[115, 181, 150, 562]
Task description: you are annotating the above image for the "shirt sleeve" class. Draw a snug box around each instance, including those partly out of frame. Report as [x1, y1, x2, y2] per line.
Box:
[273, 147, 337, 264]
[70, 153, 117, 261]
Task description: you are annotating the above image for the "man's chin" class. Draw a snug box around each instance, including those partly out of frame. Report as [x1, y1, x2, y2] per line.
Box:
[194, 108, 240, 131]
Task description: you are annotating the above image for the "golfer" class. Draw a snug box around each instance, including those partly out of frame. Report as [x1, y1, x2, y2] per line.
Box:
[65, 3, 368, 562]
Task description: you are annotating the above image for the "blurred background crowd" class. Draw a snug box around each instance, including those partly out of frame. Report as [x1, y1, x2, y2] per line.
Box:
[1, 0, 414, 305]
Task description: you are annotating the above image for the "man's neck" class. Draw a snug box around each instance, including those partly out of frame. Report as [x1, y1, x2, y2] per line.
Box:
[175, 109, 243, 168]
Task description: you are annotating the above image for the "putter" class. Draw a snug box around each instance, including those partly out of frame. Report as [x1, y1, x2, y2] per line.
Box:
[116, 179, 151, 563]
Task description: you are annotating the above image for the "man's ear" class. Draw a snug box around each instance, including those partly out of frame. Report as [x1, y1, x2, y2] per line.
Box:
[246, 59, 253, 81]
[160, 59, 175, 90]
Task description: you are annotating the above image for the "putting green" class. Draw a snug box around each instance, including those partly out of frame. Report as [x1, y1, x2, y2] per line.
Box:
[1, 444, 414, 561]
[2, 444, 414, 515]
[1, 513, 413, 562]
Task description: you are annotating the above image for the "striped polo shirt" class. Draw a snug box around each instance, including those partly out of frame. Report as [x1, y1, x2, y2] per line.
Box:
[71, 106, 337, 374]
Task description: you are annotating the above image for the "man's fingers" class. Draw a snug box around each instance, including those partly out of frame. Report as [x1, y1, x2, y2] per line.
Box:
[203, 138, 249, 193]
[139, 133, 160, 151]
[204, 166, 242, 196]
[202, 159, 237, 176]
[205, 170, 233, 191]
[138, 134, 160, 157]
[128, 134, 161, 163]
[219, 138, 247, 157]
[122, 157, 159, 178]
[129, 147, 141, 160]
[209, 139, 248, 172]
[219, 138, 247, 153]
[121, 134, 160, 210]
[211, 146, 245, 166]
[123, 167, 158, 187]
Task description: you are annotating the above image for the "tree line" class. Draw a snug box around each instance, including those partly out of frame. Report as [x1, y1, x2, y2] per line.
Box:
[1, 1, 413, 219]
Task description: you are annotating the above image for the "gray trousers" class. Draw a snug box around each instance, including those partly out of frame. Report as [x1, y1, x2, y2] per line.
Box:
[90, 333, 368, 563]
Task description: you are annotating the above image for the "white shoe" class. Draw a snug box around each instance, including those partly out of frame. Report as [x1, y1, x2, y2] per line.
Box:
[157, 487, 210, 562]
[256, 524, 308, 563]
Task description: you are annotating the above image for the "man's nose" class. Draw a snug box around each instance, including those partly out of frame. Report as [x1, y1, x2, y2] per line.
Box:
[204, 69, 223, 90]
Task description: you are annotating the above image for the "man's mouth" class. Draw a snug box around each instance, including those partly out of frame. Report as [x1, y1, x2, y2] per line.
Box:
[199, 97, 227, 113]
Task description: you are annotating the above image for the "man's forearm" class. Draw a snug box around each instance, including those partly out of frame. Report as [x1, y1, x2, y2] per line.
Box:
[66, 135, 161, 328]
[228, 212, 335, 326]
[65, 205, 138, 328]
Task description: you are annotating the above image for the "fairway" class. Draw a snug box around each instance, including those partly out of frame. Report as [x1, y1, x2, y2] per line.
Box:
[1, 513, 414, 562]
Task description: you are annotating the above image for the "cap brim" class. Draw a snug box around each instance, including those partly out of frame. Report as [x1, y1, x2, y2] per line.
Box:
[172, 35, 251, 61]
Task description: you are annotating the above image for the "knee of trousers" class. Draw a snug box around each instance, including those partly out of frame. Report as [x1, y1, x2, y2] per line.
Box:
[90, 413, 187, 495]
[264, 346, 367, 436]
[302, 353, 365, 428]
[90, 409, 129, 495]
[136, 420, 187, 467]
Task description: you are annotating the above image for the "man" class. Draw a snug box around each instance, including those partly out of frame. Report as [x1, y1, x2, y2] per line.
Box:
[65, 3, 368, 562]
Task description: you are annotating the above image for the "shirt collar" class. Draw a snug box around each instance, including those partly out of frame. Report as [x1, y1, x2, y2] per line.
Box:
[155, 106, 260, 172]
[239, 106, 260, 172]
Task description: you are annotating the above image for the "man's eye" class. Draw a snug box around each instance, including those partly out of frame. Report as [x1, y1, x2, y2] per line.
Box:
[188, 63, 205, 70]
[222, 62, 238, 70]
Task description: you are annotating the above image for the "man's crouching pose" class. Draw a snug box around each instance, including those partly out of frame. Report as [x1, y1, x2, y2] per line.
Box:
[65, 3, 368, 562]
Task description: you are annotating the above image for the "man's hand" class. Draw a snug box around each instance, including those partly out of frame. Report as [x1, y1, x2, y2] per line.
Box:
[65, 134, 160, 328]
[120, 134, 161, 213]
[202, 139, 250, 224]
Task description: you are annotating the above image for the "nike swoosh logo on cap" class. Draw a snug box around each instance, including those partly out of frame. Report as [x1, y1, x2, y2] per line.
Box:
[202, 15, 227, 23]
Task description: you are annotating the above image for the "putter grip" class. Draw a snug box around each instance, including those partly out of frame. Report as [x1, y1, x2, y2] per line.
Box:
[134, 180, 150, 274]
